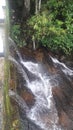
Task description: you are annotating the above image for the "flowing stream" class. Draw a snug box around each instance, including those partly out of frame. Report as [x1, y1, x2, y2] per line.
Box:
[9, 38, 73, 130]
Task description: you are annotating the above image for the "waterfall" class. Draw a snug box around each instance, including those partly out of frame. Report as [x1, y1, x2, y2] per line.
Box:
[9, 38, 73, 130]
[9, 37, 22, 61]
[50, 56, 73, 76]
[9, 55, 29, 84]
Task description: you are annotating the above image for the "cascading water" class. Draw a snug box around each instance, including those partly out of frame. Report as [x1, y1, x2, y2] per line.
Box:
[50, 56, 73, 76]
[9, 38, 73, 130]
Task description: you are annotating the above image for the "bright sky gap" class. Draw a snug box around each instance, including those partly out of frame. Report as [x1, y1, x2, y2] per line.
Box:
[0, 0, 6, 53]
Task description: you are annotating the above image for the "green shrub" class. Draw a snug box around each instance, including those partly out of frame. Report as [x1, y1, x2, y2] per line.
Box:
[10, 0, 73, 55]
[27, 0, 73, 55]
[10, 24, 26, 47]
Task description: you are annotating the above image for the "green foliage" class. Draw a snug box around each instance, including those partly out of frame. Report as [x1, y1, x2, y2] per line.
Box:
[10, 24, 26, 47]
[28, 0, 73, 55]
[10, 0, 73, 55]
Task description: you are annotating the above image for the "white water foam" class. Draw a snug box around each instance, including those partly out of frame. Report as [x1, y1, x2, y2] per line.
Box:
[9, 43, 62, 129]
[51, 56, 73, 76]
[9, 37, 22, 61]
[20, 60, 61, 130]
[9, 56, 29, 83]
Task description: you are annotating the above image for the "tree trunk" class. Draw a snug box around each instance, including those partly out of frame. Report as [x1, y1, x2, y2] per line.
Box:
[24, 0, 30, 13]
[39, 0, 41, 12]
[32, 35, 36, 50]
[35, 0, 38, 14]
[22, 0, 30, 19]
[35, 0, 41, 14]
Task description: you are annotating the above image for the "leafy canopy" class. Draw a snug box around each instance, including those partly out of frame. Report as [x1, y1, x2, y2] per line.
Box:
[28, 0, 73, 55]
[10, 0, 73, 55]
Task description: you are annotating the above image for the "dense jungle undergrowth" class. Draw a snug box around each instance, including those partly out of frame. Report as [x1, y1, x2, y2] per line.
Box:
[9, 0, 73, 57]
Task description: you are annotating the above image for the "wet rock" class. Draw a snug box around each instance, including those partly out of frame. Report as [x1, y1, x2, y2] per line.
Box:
[20, 89, 35, 107]
[10, 46, 73, 130]
[59, 111, 73, 130]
